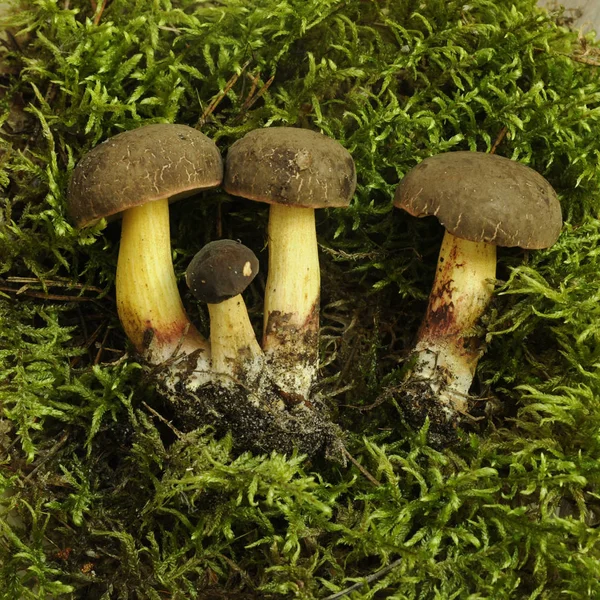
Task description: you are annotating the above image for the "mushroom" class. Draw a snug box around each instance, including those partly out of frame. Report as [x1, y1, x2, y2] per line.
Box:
[68, 124, 222, 365]
[223, 127, 356, 401]
[185, 239, 263, 382]
[394, 151, 562, 430]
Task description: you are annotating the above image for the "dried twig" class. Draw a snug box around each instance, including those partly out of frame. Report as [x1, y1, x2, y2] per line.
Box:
[232, 74, 275, 123]
[23, 432, 69, 482]
[196, 60, 251, 127]
[6, 277, 104, 293]
[323, 557, 403, 600]
[142, 402, 184, 439]
[217, 553, 256, 589]
[0, 286, 99, 302]
[93, 325, 111, 365]
[341, 447, 381, 487]
[93, 0, 108, 26]
[70, 319, 108, 367]
[243, 71, 261, 106]
[1, 277, 106, 302]
[342, 388, 393, 412]
[216, 202, 223, 238]
[490, 126, 507, 155]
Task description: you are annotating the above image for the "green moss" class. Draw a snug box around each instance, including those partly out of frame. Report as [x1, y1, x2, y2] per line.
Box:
[2, 0, 600, 597]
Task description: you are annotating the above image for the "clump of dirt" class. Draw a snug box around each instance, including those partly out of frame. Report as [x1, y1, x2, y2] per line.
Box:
[157, 365, 345, 461]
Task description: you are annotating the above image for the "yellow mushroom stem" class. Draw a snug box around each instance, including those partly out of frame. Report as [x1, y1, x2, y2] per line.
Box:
[411, 230, 496, 415]
[116, 198, 208, 364]
[263, 204, 320, 401]
[208, 295, 264, 382]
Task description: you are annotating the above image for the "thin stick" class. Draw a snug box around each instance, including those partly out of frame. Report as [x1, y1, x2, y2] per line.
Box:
[6, 277, 104, 293]
[0, 287, 99, 302]
[342, 447, 381, 487]
[490, 126, 507, 155]
[142, 402, 184, 439]
[232, 75, 275, 123]
[244, 71, 261, 105]
[217, 553, 256, 589]
[323, 557, 403, 600]
[23, 432, 69, 482]
[77, 305, 90, 360]
[245, 75, 274, 111]
[93, 325, 111, 365]
[196, 60, 251, 127]
[216, 202, 223, 238]
[70, 319, 107, 367]
[93, 0, 108, 26]
[237, 70, 261, 114]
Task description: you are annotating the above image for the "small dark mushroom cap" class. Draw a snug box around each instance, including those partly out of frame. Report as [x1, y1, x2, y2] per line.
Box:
[68, 124, 223, 228]
[395, 152, 562, 249]
[186, 240, 259, 304]
[223, 127, 356, 208]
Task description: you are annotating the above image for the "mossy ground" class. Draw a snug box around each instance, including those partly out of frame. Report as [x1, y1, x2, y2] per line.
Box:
[1, 0, 600, 598]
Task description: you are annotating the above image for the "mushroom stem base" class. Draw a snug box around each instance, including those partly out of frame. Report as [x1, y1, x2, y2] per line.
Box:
[116, 198, 208, 365]
[263, 204, 320, 400]
[208, 295, 263, 383]
[402, 231, 496, 430]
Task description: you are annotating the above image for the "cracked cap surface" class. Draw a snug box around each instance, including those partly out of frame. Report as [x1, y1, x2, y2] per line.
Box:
[186, 240, 259, 304]
[394, 151, 562, 249]
[68, 124, 223, 227]
[223, 127, 356, 208]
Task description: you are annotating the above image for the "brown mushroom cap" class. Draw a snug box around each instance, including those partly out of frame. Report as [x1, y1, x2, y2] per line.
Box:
[186, 240, 259, 304]
[395, 152, 562, 249]
[68, 124, 223, 228]
[223, 127, 356, 208]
